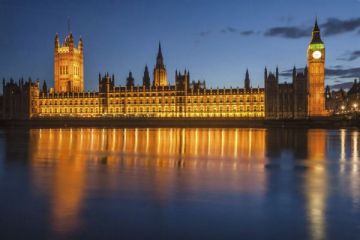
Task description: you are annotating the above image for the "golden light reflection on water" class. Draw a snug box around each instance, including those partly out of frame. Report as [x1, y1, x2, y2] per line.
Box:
[29, 128, 267, 235]
[23, 128, 360, 238]
[339, 129, 360, 206]
[306, 130, 328, 240]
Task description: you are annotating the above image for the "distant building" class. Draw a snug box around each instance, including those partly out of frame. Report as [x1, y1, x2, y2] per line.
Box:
[326, 79, 360, 114]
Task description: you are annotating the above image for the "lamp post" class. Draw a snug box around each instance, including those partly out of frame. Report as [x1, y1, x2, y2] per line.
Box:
[353, 103, 358, 119]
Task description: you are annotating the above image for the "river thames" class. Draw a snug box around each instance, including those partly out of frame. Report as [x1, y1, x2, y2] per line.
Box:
[0, 128, 359, 239]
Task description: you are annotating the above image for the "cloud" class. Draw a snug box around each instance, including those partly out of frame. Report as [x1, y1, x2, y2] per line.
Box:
[337, 50, 360, 61]
[326, 67, 360, 78]
[264, 26, 310, 39]
[265, 17, 360, 39]
[199, 27, 254, 37]
[219, 27, 254, 36]
[240, 30, 254, 36]
[321, 17, 360, 36]
[280, 66, 360, 79]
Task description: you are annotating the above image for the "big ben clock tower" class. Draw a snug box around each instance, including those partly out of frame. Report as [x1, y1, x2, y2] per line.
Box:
[307, 18, 326, 117]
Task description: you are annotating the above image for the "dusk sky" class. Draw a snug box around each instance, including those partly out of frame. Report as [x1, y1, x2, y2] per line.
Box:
[1, 0, 360, 91]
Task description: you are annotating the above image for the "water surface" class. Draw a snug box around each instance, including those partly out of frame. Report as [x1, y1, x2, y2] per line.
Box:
[0, 128, 359, 239]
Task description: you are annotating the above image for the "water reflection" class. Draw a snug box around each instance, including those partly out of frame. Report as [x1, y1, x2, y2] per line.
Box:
[1, 127, 359, 239]
[306, 130, 328, 240]
[28, 128, 267, 235]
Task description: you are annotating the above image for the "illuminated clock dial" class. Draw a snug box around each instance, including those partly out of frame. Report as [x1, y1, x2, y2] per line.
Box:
[312, 50, 322, 59]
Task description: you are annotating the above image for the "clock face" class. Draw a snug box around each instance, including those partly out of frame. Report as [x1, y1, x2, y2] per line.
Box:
[312, 50, 322, 59]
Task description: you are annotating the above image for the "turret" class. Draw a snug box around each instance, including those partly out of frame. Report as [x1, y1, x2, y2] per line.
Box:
[55, 33, 60, 50]
[264, 67, 268, 82]
[78, 37, 83, 52]
[143, 65, 151, 87]
[245, 69, 250, 90]
[292, 66, 297, 82]
[126, 71, 135, 88]
[325, 85, 331, 96]
[67, 33, 74, 50]
[42, 80, 48, 93]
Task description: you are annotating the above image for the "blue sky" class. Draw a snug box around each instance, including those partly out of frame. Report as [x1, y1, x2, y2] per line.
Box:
[1, 0, 360, 90]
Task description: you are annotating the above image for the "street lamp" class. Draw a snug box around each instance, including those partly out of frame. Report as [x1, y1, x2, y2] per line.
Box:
[354, 103, 358, 111]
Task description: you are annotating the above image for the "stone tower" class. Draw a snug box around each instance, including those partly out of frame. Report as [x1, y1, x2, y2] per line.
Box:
[307, 18, 326, 116]
[153, 43, 168, 87]
[54, 32, 84, 93]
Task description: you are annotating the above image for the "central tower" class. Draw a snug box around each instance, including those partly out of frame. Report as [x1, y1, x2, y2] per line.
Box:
[54, 32, 84, 93]
[307, 18, 326, 116]
[153, 43, 168, 87]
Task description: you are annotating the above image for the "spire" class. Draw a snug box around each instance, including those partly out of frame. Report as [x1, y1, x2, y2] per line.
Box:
[126, 71, 135, 87]
[143, 65, 151, 87]
[78, 36, 83, 51]
[292, 65, 297, 81]
[245, 69, 250, 90]
[55, 33, 60, 49]
[276, 66, 279, 82]
[158, 42, 163, 58]
[42, 80, 48, 93]
[311, 17, 323, 44]
[313, 17, 320, 33]
[156, 42, 164, 66]
[264, 67, 268, 81]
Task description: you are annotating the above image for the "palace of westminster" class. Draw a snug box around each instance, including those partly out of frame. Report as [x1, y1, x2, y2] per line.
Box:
[1, 20, 331, 120]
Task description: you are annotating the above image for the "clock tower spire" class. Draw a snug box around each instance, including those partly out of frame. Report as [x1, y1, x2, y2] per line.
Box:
[307, 18, 326, 117]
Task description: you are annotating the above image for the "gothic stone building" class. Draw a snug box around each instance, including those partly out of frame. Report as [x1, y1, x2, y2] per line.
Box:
[2, 20, 327, 120]
[1, 33, 265, 120]
[264, 19, 326, 119]
[265, 67, 308, 119]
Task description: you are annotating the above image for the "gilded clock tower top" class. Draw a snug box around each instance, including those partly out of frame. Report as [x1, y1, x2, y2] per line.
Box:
[308, 18, 325, 52]
[310, 18, 323, 44]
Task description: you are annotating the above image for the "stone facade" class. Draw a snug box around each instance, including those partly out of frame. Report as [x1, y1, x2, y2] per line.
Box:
[264, 67, 308, 119]
[54, 32, 84, 93]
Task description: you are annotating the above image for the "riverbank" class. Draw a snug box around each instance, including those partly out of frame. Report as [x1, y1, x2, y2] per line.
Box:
[0, 117, 358, 129]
